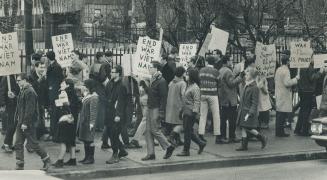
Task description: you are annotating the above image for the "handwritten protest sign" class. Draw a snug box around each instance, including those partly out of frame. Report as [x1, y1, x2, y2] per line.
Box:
[0, 32, 21, 76]
[255, 42, 276, 78]
[134, 36, 161, 77]
[313, 54, 327, 68]
[290, 41, 313, 68]
[179, 44, 197, 68]
[208, 27, 229, 55]
[52, 33, 74, 67]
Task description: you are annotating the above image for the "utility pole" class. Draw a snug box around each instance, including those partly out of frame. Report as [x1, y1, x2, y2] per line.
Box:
[25, 0, 34, 74]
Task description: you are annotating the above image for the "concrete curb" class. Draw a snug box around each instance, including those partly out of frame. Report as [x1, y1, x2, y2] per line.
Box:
[49, 150, 327, 179]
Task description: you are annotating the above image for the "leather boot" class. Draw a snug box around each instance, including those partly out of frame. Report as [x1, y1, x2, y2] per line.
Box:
[64, 158, 77, 166]
[106, 153, 119, 164]
[236, 138, 248, 151]
[256, 134, 267, 149]
[83, 146, 94, 164]
[79, 144, 89, 163]
[41, 156, 51, 171]
[52, 159, 64, 168]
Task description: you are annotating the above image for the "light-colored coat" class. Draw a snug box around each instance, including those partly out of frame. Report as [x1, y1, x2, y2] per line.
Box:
[77, 93, 99, 142]
[165, 77, 187, 125]
[275, 65, 297, 112]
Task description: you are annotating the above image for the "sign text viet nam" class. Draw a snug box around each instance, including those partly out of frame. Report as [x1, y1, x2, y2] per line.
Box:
[52, 33, 74, 67]
[0, 32, 20, 76]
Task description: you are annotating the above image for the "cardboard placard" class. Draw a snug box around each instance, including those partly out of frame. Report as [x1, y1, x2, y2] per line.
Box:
[134, 36, 161, 77]
[255, 42, 277, 78]
[208, 27, 229, 55]
[290, 41, 313, 68]
[313, 54, 327, 68]
[179, 44, 197, 68]
[0, 32, 21, 76]
[52, 33, 74, 68]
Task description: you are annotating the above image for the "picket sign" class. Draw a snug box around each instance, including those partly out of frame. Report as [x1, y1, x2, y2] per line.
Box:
[0, 32, 21, 76]
[179, 44, 197, 68]
[134, 36, 161, 78]
[208, 27, 229, 55]
[290, 40, 313, 68]
[255, 42, 277, 78]
[51, 33, 74, 68]
[313, 54, 327, 68]
[198, 26, 229, 56]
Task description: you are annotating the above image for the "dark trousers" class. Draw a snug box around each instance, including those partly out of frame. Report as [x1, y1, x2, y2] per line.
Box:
[36, 107, 48, 139]
[295, 92, 314, 135]
[1, 111, 7, 132]
[15, 126, 48, 164]
[220, 106, 237, 139]
[49, 103, 59, 137]
[102, 126, 110, 144]
[258, 111, 270, 126]
[276, 111, 292, 136]
[183, 114, 202, 152]
[107, 122, 125, 154]
[4, 104, 17, 146]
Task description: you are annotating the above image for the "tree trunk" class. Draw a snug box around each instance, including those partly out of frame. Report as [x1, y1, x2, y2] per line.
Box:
[41, 0, 52, 49]
[145, 0, 157, 39]
[25, 0, 34, 74]
[176, 0, 187, 43]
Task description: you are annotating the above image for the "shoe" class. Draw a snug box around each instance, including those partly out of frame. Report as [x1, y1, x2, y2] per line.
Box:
[106, 153, 119, 164]
[82, 146, 95, 164]
[52, 159, 64, 168]
[2, 144, 13, 153]
[229, 138, 241, 143]
[276, 133, 290, 137]
[128, 140, 142, 149]
[15, 163, 24, 170]
[101, 143, 111, 150]
[176, 151, 190, 156]
[118, 149, 128, 158]
[41, 156, 51, 171]
[198, 143, 206, 154]
[141, 154, 156, 161]
[64, 159, 76, 166]
[215, 137, 229, 144]
[256, 134, 267, 149]
[199, 135, 207, 142]
[163, 146, 175, 159]
[79, 145, 89, 163]
[236, 138, 248, 151]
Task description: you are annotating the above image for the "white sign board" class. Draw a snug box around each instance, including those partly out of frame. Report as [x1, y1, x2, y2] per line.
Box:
[134, 36, 161, 77]
[290, 41, 313, 68]
[198, 33, 212, 57]
[179, 44, 197, 68]
[313, 54, 327, 68]
[255, 42, 277, 78]
[208, 27, 229, 55]
[0, 32, 21, 76]
[52, 33, 74, 67]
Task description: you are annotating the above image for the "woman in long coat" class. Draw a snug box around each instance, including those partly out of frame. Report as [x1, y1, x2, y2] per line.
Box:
[165, 66, 187, 146]
[77, 79, 99, 164]
[236, 67, 267, 151]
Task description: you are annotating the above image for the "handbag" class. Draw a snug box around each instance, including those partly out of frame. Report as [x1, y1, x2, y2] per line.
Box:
[58, 114, 74, 124]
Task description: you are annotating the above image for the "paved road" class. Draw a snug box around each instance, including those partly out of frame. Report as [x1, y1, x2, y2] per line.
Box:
[95, 160, 327, 180]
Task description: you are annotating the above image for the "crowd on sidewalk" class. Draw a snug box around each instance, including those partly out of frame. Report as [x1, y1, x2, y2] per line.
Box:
[0, 45, 326, 171]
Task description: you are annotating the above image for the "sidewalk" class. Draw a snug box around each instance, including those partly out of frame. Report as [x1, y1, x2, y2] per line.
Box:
[0, 117, 326, 179]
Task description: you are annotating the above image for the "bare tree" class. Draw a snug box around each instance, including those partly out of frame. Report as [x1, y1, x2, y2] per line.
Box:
[0, 0, 18, 33]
